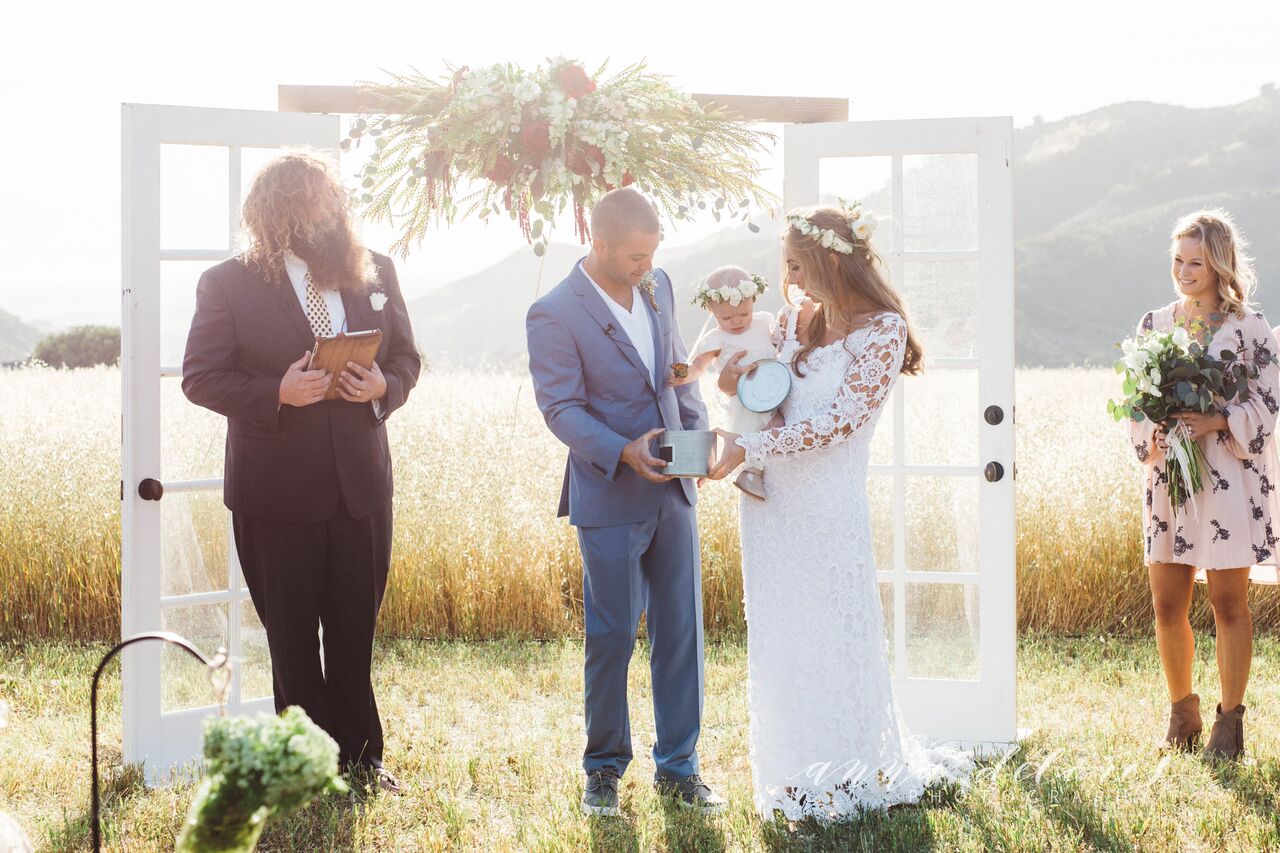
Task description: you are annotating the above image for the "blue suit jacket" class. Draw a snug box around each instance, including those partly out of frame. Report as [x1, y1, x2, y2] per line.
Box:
[526, 260, 708, 527]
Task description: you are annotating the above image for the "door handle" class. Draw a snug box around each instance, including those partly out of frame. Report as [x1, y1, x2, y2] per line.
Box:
[138, 478, 164, 501]
[984, 405, 1004, 425]
[984, 462, 1004, 483]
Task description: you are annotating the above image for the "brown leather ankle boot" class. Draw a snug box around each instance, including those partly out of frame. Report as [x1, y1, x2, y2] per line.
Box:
[1202, 703, 1246, 761]
[1162, 692, 1203, 751]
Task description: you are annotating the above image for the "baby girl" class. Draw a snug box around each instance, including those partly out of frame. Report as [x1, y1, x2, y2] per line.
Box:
[669, 265, 777, 500]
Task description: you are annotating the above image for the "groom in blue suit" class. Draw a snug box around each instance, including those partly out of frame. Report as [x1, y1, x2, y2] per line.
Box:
[526, 188, 724, 816]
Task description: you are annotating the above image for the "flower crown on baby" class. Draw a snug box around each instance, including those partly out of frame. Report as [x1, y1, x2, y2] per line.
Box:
[786, 198, 879, 254]
[692, 274, 768, 309]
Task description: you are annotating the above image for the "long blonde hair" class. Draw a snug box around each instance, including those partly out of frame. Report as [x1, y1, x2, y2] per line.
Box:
[240, 149, 376, 289]
[1170, 208, 1257, 318]
[784, 205, 924, 376]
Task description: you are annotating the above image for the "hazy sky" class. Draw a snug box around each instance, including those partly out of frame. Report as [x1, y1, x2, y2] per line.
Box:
[1, 0, 1276, 327]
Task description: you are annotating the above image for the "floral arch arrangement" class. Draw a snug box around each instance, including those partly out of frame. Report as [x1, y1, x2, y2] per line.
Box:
[351, 58, 776, 256]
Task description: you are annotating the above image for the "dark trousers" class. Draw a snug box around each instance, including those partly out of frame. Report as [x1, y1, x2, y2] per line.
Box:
[232, 499, 392, 768]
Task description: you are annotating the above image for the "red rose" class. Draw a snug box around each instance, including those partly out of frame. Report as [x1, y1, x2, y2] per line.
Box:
[558, 64, 597, 99]
[519, 122, 551, 157]
[621, 171, 635, 187]
[485, 154, 516, 184]
[568, 144, 606, 177]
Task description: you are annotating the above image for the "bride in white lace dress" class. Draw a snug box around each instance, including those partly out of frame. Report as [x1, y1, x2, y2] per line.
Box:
[709, 204, 974, 820]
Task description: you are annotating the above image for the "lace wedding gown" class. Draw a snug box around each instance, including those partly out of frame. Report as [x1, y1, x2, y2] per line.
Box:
[735, 305, 974, 821]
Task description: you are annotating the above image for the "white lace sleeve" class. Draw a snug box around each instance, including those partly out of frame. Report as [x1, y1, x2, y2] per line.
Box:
[770, 304, 793, 351]
[736, 313, 906, 467]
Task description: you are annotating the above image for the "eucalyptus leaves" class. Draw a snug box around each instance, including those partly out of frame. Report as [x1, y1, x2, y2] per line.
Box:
[351, 58, 775, 257]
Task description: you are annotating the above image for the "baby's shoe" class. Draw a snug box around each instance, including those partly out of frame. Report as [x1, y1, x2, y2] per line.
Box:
[734, 467, 766, 501]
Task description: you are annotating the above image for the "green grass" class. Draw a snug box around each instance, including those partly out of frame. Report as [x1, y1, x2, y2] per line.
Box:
[1, 635, 1278, 851]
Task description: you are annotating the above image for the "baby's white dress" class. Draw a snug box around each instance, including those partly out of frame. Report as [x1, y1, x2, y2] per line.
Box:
[691, 311, 778, 434]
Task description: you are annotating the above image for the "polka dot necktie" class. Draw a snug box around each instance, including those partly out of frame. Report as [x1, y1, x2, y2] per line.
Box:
[303, 271, 333, 338]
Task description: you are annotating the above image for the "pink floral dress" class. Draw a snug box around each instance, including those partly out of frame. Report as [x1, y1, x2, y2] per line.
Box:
[1128, 302, 1280, 581]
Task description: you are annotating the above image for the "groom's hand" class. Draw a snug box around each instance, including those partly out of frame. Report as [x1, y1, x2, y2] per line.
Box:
[622, 427, 673, 483]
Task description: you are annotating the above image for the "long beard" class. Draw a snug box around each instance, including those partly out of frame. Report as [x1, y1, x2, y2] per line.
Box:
[292, 220, 364, 292]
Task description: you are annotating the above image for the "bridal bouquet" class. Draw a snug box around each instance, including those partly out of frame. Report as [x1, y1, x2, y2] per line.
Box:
[175, 706, 347, 853]
[1108, 321, 1259, 515]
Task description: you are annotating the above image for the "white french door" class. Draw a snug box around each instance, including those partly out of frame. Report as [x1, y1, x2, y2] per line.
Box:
[784, 118, 1017, 747]
[120, 104, 340, 782]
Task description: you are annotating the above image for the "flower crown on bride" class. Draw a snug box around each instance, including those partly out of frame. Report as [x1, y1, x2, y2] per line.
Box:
[786, 198, 879, 254]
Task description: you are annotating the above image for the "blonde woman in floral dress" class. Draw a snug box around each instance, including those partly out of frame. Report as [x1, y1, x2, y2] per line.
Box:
[1129, 209, 1279, 761]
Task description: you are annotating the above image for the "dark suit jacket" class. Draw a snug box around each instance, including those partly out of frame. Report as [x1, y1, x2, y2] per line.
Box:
[182, 252, 421, 523]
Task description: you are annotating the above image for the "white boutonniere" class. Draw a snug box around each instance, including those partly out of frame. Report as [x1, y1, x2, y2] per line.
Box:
[638, 271, 659, 313]
[369, 291, 388, 311]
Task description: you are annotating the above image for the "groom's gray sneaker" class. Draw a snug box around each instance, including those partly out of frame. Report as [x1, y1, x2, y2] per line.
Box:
[654, 774, 726, 813]
[582, 767, 621, 816]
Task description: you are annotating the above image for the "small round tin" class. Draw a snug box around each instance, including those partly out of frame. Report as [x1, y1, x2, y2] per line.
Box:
[737, 359, 791, 413]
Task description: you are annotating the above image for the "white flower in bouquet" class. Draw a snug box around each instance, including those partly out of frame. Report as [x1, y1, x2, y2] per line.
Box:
[511, 77, 542, 104]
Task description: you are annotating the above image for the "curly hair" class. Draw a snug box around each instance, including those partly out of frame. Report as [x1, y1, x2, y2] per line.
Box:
[782, 205, 924, 377]
[1170, 208, 1257, 319]
[240, 149, 377, 290]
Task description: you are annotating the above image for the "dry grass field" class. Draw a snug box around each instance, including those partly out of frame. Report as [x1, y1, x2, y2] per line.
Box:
[2, 364, 1279, 645]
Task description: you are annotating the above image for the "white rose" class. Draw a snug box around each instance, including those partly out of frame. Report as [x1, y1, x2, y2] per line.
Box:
[727, 288, 743, 306]
[852, 215, 878, 241]
[370, 292, 388, 311]
[738, 280, 757, 298]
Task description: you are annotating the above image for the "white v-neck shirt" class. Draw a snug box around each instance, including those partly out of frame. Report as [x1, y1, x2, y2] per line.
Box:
[580, 262, 657, 384]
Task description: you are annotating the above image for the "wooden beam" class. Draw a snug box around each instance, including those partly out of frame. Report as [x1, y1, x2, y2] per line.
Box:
[278, 84, 848, 124]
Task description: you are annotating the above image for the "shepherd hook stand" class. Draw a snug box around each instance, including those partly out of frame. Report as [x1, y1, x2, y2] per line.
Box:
[90, 631, 230, 852]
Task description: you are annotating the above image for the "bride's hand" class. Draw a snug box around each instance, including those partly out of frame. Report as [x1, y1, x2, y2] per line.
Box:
[717, 351, 752, 396]
[709, 428, 746, 479]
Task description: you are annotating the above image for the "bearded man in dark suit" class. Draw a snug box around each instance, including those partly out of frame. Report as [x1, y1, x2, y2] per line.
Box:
[183, 150, 420, 793]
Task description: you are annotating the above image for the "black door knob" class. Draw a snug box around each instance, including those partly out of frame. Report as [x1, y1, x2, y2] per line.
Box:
[138, 478, 164, 501]
[984, 405, 1004, 425]
[984, 462, 1004, 483]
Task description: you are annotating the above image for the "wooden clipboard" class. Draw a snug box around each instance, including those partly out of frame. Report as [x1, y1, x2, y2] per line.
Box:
[306, 329, 383, 401]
